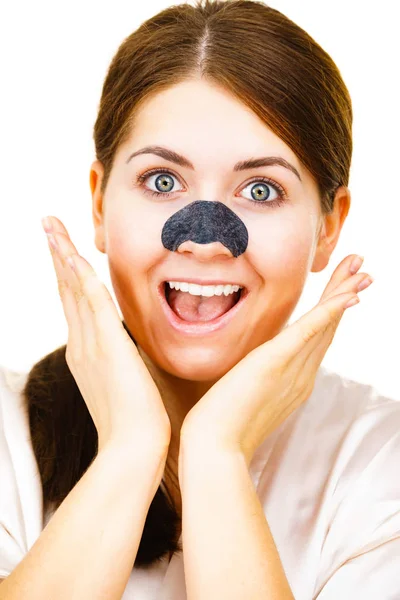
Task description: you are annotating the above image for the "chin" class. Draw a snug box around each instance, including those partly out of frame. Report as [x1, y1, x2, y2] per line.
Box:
[157, 344, 243, 382]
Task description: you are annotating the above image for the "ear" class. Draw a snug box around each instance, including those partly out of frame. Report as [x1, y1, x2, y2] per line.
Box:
[90, 160, 106, 254]
[311, 186, 351, 273]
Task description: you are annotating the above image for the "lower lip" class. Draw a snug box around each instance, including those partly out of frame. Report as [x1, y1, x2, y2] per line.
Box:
[156, 283, 250, 336]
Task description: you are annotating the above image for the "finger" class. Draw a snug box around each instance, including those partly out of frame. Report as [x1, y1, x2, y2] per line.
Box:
[44, 217, 131, 357]
[57, 238, 129, 347]
[269, 290, 358, 365]
[298, 293, 357, 378]
[45, 231, 83, 353]
[68, 253, 132, 355]
[320, 254, 366, 302]
[43, 216, 96, 353]
[51, 231, 97, 356]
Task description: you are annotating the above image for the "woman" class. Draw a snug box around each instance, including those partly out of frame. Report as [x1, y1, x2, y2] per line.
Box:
[1, 0, 398, 598]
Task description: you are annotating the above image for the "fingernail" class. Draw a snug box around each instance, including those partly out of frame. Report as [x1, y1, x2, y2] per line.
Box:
[47, 234, 58, 250]
[357, 276, 374, 292]
[42, 217, 52, 232]
[345, 296, 360, 308]
[349, 255, 364, 274]
[66, 256, 76, 271]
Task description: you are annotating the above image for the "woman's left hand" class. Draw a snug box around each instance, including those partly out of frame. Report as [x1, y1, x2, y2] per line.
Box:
[180, 254, 373, 466]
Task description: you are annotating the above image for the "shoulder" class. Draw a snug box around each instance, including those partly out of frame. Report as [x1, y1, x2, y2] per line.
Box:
[253, 364, 400, 480]
[291, 364, 400, 459]
[307, 368, 400, 597]
[0, 364, 30, 394]
[0, 363, 44, 578]
[0, 363, 32, 449]
[308, 365, 400, 477]
[305, 364, 400, 426]
[310, 364, 400, 496]
[252, 366, 400, 598]
[252, 363, 400, 528]
[0, 364, 34, 461]
[0, 362, 30, 418]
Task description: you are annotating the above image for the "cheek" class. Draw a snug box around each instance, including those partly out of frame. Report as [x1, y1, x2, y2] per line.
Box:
[269, 237, 310, 288]
[103, 216, 161, 315]
[106, 210, 162, 274]
[245, 220, 313, 347]
[249, 213, 314, 286]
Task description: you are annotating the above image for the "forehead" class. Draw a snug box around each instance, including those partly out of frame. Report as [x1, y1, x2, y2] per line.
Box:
[126, 79, 302, 173]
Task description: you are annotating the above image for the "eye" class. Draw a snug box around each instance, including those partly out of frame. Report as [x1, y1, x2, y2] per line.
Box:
[135, 169, 288, 209]
[136, 169, 183, 197]
[239, 177, 287, 208]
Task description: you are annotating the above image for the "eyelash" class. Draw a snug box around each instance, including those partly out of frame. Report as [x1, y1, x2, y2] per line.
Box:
[134, 167, 289, 209]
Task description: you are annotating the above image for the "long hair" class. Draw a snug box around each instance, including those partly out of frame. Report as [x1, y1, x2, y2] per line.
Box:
[25, 0, 352, 568]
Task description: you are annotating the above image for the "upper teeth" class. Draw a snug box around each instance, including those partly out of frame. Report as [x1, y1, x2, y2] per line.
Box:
[167, 281, 243, 297]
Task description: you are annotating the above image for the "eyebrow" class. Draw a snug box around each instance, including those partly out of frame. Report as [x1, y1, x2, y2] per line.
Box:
[126, 145, 302, 181]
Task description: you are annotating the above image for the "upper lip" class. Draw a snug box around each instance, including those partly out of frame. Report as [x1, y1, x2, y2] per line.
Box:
[161, 277, 248, 289]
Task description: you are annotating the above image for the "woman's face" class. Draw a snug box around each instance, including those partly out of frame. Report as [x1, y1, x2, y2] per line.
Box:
[90, 78, 330, 382]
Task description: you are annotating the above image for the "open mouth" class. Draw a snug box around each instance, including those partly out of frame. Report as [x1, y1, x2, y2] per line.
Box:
[164, 282, 243, 309]
[157, 281, 250, 335]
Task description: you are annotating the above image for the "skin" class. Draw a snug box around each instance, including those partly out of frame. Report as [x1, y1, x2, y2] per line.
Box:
[88, 77, 352, 513]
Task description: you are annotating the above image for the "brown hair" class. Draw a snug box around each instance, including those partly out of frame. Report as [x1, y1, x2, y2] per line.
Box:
[24, 0, 352, 569]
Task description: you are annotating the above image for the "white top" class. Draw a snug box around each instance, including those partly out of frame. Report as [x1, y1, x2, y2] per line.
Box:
[1, 362, 400, 599]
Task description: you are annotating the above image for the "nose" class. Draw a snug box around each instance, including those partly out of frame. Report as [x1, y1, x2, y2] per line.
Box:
[176, 240, 234, 261]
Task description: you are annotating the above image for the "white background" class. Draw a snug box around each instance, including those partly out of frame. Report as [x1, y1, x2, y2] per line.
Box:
[0, 0, 398, 399]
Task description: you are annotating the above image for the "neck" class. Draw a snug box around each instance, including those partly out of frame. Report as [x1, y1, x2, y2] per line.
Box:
[137, 343, 215, 444]
[136, 344, 217, 523]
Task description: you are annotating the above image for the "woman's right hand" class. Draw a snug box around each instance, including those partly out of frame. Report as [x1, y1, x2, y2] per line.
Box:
[41, 216, 171, 455]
